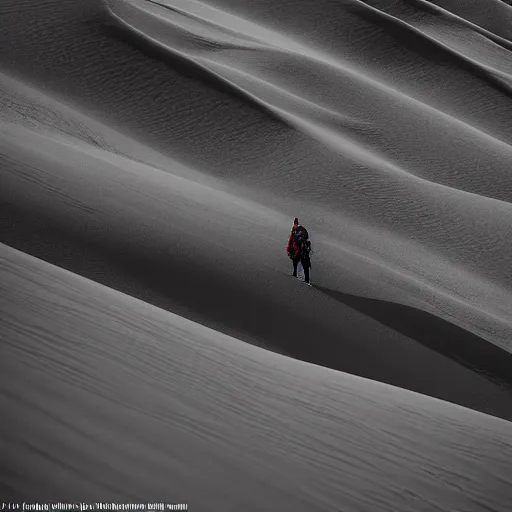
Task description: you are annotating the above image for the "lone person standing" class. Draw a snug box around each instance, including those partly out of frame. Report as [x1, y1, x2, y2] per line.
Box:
[286, 217, 312, 286]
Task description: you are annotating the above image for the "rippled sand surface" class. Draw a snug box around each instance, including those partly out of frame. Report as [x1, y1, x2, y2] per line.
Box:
[1, 0, 512, 506]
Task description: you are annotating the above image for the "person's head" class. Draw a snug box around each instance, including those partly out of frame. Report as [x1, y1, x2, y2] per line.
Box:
[293, 217, 299, 226]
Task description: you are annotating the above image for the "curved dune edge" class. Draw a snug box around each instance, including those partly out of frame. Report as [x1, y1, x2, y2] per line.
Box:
[1, 0, 512, 503]
[1, 0, 512, 415]
[1, 242, 512, 507]
[2, 111, 512, 422]
[419, 0, 512, 44]
[104, 0, 512, 197]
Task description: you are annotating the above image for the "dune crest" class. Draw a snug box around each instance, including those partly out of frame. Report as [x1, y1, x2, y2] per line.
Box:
[1, 0, 512, 418]
[2, 0, 512, 503]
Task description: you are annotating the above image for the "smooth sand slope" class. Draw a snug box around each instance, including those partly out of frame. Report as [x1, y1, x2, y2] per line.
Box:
[1, 0, 511, 338]
[2, 108, 512, 421]
[2, 0, 512, 417]
[1, 0, 512, 410]
[2, 0, 512, 505]
[2, 242, 512, 509]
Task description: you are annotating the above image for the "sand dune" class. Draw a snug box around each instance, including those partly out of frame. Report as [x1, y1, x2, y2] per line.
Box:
[1, 0, 512, 504]
[2, 243, 512, 508]
[2, 113, 512, 420]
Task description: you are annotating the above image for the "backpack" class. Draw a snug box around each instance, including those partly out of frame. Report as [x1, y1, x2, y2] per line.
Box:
[291, 226, 309, 253]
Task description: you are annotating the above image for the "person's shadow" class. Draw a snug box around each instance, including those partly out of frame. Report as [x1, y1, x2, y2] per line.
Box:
[314, 285, 512, 392]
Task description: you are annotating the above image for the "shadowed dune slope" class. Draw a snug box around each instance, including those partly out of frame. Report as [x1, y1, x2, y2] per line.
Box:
[1, 116, 512, 421]
[1, 242, 512, 508]
[1, 0, 512, 419]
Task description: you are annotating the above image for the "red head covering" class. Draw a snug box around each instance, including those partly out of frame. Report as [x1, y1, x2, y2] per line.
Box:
[293, 217, 299, 226]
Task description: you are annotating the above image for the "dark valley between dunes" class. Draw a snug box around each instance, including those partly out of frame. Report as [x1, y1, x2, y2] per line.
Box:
[1, 0, 512, 509]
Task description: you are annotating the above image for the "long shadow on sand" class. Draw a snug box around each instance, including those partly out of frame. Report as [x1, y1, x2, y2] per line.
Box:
[315, 284, 512, 392]
[3, 199, 512, 420]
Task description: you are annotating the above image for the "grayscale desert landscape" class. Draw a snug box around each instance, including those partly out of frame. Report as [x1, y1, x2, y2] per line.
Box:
[1, 0, 512, 509]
